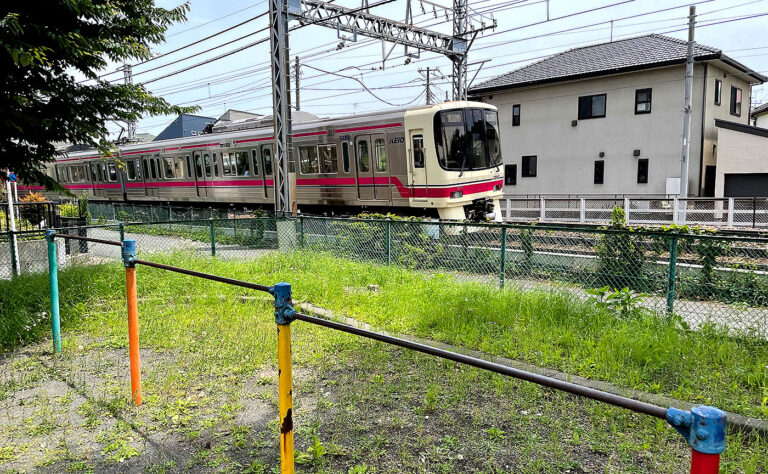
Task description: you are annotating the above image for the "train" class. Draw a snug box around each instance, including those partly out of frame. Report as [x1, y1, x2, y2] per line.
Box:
[21, 101, 504, 221]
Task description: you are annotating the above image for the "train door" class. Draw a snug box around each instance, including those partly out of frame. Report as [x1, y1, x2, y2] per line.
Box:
[371, 133, 391, 201]
[261, 145, 274, 202]
[409, 130, 428, 202]
[193, 151, 207, 198]
[354, 135, 374, 200]
[89, 162, 99, 197]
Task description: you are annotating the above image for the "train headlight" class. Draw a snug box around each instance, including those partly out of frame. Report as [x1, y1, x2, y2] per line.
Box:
[450, 191, 463, 199]
[494, 184, 502, 191]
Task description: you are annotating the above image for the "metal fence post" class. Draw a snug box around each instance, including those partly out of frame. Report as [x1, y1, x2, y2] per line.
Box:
[624, 197, 631, 223]
[727, 198, 734, 227]
[579, 198, 586, 223]
[673, 197, 679, 224]
[539, 197, 546, 222]
[752, 196, 757, 228]
[666, 234, 679, 315]
[667, 406, 726, 474]
[122, 239, 141, 406]
[385, 221, 391, 265]
[45, 230, 61, 353]
[209, 218, 216, 257]
[270, 282, 296, 474]
[8, 230, 18, 278]
[118, 223, 125, 243]
[500, 226, 507, 289]
[299, 216, 305, 248]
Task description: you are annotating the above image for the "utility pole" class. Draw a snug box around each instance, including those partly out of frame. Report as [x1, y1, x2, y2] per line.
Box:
[122, 63, 137, 141]
[452, 0, 468, 100]
[426, 66, 431, 104]
[679, 6, 696, 205]
[268, 0, 293, 214]
[295, 56, 301, 111]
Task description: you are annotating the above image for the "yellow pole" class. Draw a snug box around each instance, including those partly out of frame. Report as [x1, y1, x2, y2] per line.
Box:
[277, 324, 294, 473]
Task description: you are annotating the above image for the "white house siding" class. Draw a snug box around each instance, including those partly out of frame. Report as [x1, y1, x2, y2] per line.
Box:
[755, 112, 768, 128]
[480, 64, 753, 197]
[714, 126, 768, 198]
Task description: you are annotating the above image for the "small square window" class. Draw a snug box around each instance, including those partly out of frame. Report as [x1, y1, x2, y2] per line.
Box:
[635, 89, 652, 114]
[594, 161, 604, 184]
[521, 155, 537, 177]
[512, 104, 521, 126]
[578, 94, 606, 119]
[504, 164, 517, 185]
[637, 159, 649, 184]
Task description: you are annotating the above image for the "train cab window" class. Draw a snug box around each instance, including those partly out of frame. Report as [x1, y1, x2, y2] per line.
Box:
[234, 151, 250, 176]
[262, 148, 273, 176]
[374, 138, 387, 172]
[127, 160, 137, 180]
[319, 145, 338, 174]
[163, 157, 175, 178]
[108, 164, 117, 182]
[250, 150, 260, 176]
[299, 146, 319, 174]
[341, 142, 351, 173]
[357, 140, 370, 172]
[212, 153, 219, 177]
[412, 135, 425, 168]
[204, 154, 212, 178]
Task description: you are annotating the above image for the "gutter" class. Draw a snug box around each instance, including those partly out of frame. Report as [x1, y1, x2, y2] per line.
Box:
[698, 63, 708, 196]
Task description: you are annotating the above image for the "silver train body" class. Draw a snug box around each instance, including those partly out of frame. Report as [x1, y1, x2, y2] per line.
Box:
[23, 101, 504, 220]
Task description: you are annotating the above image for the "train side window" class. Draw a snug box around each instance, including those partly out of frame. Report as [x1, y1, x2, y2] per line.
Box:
[149, 159, 157, 180]
[163, 157, 175, 179]
[357, 140, 370, 172]
[299, 145, 319, 174]
[251, 150, 260, 176]
[262, 148, 273, 176]
[212, 153, 219, 177]
[108, 164, 117, 182]
[319, 145, 338, 174]
[222, 153, 233, 176]
[89, 164, 97, 182]
[127, 160, 137, 180]
[374, 138, 387, 172]
[142, 158, 150, 180]
[341, 142, 350, 173]
[185, 156, 192, 178]
[135, 160, 142, 180]
[101, 164, 108, 182]
[412, 135, 424, 168]
[204, 154, 212, 178]
[234, 151, 250, 176]
[174, 157, 186, 178]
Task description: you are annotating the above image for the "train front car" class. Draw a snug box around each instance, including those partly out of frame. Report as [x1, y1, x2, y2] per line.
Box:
[404, 101, 503, 221]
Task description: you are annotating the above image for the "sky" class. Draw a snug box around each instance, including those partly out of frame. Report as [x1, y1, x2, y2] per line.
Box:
[95, 0, 768, 138]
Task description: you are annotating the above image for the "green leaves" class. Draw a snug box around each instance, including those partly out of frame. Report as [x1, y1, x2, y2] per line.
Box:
[0, 1, 197, 186]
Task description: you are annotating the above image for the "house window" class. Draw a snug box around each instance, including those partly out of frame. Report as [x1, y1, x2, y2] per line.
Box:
[637, 159, 649, 184]
[412, 135, 424, 168]
[512, 104, 521, 126]
[521, 155, 537, 177]
[635, 88, 652, 114]
[504, 164, 517, 185]
[594, 161, 604, 184]
[714, 79, 722, 106]
[578, 94, 606, 119]
[730, 86, 742, 116]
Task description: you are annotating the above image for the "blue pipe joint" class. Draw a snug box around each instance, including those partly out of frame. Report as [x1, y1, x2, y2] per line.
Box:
[666, 406, 726, 454]
[45, 229, 56, 242]
[121, 239, 137, 268]
[270, 282, 296, 325]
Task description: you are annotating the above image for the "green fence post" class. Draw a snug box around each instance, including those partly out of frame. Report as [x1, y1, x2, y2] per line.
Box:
[119, 223, 125, 243]
[666, 234, 679, 315]
[210, 218, 216, 257]
[500, 227, 507, 289]
[45, 230, 61, 354]
[385, 221, 391, 265]
[8, 230, 18, 278]
[299, 216, 305, 248]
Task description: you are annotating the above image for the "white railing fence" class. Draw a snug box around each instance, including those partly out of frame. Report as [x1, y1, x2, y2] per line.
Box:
[501, 197, 768, 228]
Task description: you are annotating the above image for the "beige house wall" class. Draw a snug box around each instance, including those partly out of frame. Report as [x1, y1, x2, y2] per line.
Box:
[479, 62, 755, 197]
[714, 127, 768, 198]
[755, 112, 768, 128]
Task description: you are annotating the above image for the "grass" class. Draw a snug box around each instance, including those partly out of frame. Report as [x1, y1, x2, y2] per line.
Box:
[0, 250, 767, 472]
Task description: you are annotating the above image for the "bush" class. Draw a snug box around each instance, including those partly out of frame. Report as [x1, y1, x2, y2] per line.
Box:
[595, 207, 647, 289]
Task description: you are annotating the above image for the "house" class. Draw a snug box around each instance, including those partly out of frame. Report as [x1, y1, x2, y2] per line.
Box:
[752, 102, 768, 127]
[153, 114, 216, 141]
[469, 34, 766, 197]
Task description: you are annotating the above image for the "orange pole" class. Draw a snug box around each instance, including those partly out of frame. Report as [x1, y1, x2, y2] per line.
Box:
[126, 265, 142, 405]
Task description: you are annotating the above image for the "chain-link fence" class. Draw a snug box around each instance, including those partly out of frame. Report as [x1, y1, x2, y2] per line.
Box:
[3, 215, 767, 337]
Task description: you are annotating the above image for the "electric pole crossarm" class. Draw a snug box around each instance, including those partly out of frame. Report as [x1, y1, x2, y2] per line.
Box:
[292, 0, 462, 56]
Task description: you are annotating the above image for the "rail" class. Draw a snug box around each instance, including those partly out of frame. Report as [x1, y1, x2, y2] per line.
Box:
[39, 230, 728, 473]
